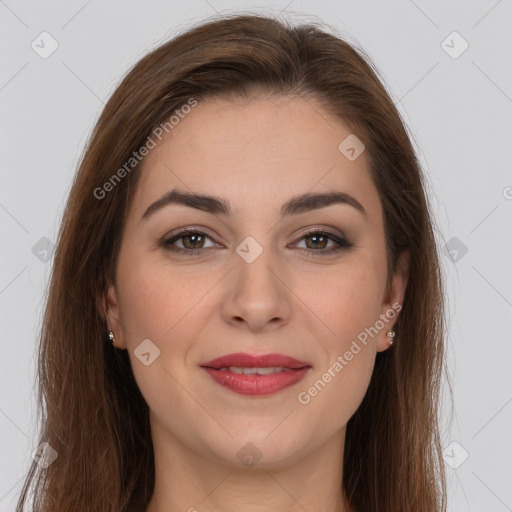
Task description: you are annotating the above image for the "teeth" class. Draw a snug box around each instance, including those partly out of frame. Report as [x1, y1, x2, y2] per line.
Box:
[218, 366, 293, 375]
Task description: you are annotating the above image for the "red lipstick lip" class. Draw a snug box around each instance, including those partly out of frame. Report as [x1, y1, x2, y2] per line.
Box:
[200, 352, 311, 370]
[201, 367, 310, 396]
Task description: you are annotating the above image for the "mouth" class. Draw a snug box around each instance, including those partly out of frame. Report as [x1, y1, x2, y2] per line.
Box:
[200, 352, 312, 396]
[213, 366, 296, 375]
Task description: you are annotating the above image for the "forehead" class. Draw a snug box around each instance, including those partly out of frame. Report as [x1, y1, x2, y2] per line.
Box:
[130, 95, 381, 221]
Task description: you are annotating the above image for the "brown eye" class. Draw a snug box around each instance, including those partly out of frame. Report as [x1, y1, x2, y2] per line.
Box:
[294, 230, 352, 256]
[304, 233, 330, 250]
[161, 230, 218, 254]
[180, 233, 206, 249]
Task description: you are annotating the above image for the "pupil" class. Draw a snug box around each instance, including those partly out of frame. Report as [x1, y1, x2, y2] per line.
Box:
[186, 234, 202, 248]
[307, 234, 326, 249]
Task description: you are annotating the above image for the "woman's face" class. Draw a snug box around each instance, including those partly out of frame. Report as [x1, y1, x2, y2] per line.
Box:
[106, 94, 408, 469]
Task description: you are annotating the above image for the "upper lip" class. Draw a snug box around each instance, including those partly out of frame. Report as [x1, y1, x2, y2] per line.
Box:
[200, 352, 311, 370]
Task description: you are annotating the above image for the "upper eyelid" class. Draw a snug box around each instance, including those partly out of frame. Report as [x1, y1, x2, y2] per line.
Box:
[165, 223, 347, 238]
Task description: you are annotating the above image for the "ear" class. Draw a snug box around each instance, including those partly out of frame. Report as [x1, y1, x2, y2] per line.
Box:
[98, 280, 127, 350]
[376, 249, 410, 352]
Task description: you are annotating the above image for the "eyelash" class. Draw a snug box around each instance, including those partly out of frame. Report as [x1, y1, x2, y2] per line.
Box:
[160, 228, 353, 257]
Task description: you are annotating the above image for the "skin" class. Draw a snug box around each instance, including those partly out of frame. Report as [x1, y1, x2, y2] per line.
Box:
[105, 94, 409, 512]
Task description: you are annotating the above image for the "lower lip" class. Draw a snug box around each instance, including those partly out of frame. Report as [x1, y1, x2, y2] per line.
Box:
[201, 367, 310, 396]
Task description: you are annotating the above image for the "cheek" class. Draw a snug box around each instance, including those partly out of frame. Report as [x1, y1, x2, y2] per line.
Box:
[307, 259, 384, 345]
[115, 256, 210, 426]
[116, 252, 210, 342]
[294, 259, 382, 419]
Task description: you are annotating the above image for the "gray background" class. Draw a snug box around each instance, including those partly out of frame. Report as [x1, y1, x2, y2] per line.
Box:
[1, 0, 511, 510]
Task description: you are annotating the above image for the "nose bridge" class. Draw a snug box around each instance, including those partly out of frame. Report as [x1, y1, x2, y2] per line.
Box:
[235, 233, 281, 300]
[223, 233, 290, 328]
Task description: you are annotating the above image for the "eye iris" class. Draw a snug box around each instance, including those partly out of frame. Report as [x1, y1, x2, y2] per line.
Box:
[305, 234, 327, 250]
[182, 233, 204, 249]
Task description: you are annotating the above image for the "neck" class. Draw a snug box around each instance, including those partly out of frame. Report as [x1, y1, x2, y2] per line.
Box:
[145, 416, 349, 512]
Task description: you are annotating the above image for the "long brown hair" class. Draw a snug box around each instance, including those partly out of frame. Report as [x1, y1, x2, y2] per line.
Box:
[16, 13, 448, 512]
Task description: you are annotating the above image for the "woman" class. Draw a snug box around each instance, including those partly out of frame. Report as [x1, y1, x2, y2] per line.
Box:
[16, 13, 448, 512]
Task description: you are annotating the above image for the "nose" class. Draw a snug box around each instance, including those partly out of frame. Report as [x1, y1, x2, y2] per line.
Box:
[220, 244, 292, 332]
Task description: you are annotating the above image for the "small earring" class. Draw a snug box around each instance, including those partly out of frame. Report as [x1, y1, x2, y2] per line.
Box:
[108, 330, 119, 349]
[386, 329, 396, 346]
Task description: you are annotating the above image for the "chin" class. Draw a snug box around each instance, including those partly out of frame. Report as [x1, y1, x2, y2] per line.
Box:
[201, 430, 308, 471]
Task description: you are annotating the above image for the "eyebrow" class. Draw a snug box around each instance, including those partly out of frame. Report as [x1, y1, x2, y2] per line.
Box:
[140, 188, 368, 222]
